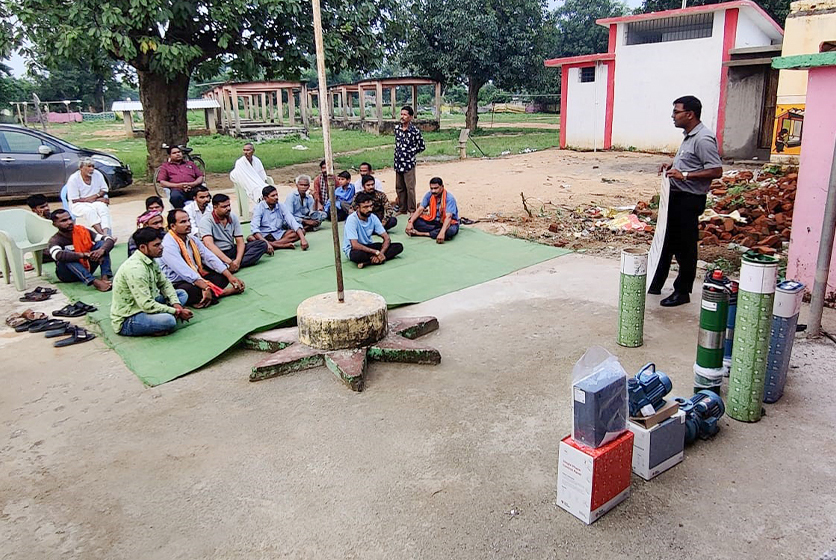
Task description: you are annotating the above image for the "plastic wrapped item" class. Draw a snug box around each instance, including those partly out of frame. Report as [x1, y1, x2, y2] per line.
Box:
[572, 346, 628, 448]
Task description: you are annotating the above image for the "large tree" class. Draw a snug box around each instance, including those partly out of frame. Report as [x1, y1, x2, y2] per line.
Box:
[636, 0, 791, 26]
[549, 0, 628, 58]
[5, 0, 394, 173]
[401, 0, 546, 131]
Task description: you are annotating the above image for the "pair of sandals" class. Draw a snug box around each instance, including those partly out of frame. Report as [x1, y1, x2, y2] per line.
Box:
[14, 317, 96, 346]
[19, 286, 58, 302]
[53, 301, 97, 318]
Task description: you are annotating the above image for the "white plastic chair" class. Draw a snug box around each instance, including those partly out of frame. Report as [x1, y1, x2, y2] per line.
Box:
[0, 209, 56, 291]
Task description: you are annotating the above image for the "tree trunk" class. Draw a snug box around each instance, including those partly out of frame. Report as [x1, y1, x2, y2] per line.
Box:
[138, 70, 190, 177]
[465, 77, 483, 131]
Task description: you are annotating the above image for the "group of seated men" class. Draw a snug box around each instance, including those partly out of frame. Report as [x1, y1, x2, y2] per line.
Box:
[27, 143, 460, 339]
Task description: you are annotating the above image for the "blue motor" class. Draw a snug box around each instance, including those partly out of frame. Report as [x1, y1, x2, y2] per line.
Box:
[675, 391, 725, 444]
[627, 363, 672, 417]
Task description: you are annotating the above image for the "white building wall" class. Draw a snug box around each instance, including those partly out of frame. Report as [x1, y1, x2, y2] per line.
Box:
[610, 15, 727, 153]
[734, 13, 772, 48]
[564, 63, 608, 150]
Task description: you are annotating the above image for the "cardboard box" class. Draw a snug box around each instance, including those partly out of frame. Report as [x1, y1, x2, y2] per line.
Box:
[629, 399, 679, 429]
[556, 431, 633, 524]
[627, 410, 686, 480]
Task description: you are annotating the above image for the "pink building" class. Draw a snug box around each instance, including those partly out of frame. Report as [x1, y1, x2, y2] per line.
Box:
[776, 47, 836, 295]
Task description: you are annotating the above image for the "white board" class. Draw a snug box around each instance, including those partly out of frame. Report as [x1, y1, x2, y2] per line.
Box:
[646, 175, 670, 290]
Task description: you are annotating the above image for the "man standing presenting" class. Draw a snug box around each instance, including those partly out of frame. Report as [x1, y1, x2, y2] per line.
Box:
[200, 193, 269, 271]
[111, 228, 192, 337]
[393, 105, 426, 215]
[230, 142, 271, 207]
[650, 96, 723, 307]
[158, 146, 205, 209]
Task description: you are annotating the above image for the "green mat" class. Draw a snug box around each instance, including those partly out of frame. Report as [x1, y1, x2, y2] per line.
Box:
[47, 224, 569, 386]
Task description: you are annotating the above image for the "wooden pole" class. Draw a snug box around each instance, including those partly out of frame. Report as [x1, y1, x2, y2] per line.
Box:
[311, 0, 345, 302]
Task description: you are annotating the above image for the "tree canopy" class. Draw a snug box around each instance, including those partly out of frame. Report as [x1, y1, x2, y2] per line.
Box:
[4, 0, 396, 170]
[401, 0, 546, 130]
[635, 0, 792, 26]
[548, 0, 628, 59]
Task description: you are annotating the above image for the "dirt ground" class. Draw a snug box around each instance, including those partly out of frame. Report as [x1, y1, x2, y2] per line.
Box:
[3, 149, 833, 558]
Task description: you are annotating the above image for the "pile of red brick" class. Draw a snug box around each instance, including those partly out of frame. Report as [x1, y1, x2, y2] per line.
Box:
[698, 170, 797, 255]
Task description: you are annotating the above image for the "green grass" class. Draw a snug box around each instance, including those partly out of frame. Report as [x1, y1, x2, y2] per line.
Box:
[43, 117, 559, 180]
[441, 112, 560, 125]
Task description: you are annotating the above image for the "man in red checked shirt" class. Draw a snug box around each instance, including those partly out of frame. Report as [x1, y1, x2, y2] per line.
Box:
[157, 146, 205, 209]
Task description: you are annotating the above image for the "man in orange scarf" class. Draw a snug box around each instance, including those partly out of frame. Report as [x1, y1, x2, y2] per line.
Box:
[405, 177, 460, 244]
[48, 209, 114, 292]
[159, 209, 245, 308]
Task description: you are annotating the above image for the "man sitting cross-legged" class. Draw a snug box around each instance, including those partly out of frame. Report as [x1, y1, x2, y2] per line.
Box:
[160, 209, 245, 308]
[325, 171, 355, 222]
[200, 194, 269, 273]
[111, 227, 193, 337]
[286, 174, 328, 231]
[185, 185, 213, 234]
[343, 192, 404, 269]
[352, 174, 397, 230]
[250, 185, 309, 252]
[405, 176, 459, 244]
[48, 209, 114, 292]
[127, 210, 167, 257]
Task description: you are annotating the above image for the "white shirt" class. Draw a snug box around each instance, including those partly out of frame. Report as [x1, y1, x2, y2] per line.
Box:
[66, 169, 108, 202]
[352, 176, 384, 192]
[185, 201, 213, 236]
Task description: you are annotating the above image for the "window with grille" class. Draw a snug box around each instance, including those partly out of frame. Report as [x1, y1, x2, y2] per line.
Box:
[579, 67, 596, 83]
[625, 13, 714, 45]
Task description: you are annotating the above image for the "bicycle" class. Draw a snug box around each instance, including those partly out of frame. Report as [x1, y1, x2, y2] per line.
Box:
[153, 143, 206, 198]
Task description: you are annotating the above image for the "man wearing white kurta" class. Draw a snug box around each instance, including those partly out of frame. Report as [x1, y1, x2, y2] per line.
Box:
[66, 157, 112, 235]
[229, 143, 270, 207]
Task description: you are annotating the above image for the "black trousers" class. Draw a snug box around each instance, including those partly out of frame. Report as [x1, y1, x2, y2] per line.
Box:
[173, 270, 229, 306]
[349, 242, 404, 265]
[650, 190, 707, 294]
[222, 240, 268, 268]
[413, 218, 459, 240]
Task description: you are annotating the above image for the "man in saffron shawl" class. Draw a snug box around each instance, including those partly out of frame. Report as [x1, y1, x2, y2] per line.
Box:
[48, 209, 114, 292]
[405, 177, 459, 244]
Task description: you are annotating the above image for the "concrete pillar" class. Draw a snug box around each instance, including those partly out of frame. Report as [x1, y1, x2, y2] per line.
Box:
[342, 87, 348, 118]
[411, 85, 417, 110]
[300, 85, 309, 128]
[358, 87, 364, 120]
[206, 108, 217, 133]
[268, 91, 274, 122]
[375, 82, 383, 127]
[434, 81, 442, 122]
[390, 86, 397, 118]
[277, 89, 284, 126]
[261, 93, 267, 121]
[289, 89, 296, 126]
[122, 111, 133, 137]
[231, 87, 241, 136]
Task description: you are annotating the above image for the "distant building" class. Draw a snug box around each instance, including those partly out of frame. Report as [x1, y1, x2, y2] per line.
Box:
[770, 0, 836, 163]
[545, 1, 783, 158]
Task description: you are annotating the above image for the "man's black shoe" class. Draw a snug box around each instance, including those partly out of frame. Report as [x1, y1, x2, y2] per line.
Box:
[660, 292, 690, 307]
[647, 286, 662, 295]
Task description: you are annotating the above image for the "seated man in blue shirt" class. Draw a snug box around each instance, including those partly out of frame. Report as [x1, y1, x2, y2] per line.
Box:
[343, 192, 403, 269]
[405, 177, 459, 244]
[250, 185, 310, 251]
[285, 174, 328, 231]
[325, 171, 355, 222]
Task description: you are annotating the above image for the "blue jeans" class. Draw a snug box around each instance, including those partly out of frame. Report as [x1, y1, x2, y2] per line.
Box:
[118, 290, 189, 337]
[55, 240, 113, 285]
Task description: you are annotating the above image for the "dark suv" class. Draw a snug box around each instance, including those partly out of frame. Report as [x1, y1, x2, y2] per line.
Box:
[0, 124, 133, 199]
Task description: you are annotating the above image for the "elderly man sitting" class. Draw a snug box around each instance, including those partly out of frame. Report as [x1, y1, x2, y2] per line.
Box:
[230, 142, 272, 208]
[66, 157, 113, 235]
[250, 185, 309, 252]
[160, 209, 245, 308]
[111, 227, 193, 337]
[200, 194, 268, 272]
[286, 174, 328, 231]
